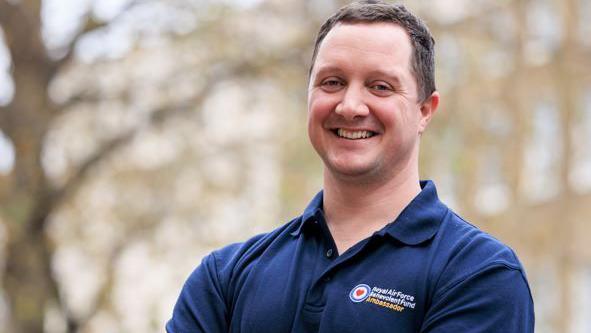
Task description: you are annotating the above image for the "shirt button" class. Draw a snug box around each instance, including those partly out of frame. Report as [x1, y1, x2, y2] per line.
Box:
[326, 249, 334, 258]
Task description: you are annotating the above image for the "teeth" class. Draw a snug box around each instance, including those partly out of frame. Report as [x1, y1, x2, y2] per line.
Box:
[337, 129, 375, 140]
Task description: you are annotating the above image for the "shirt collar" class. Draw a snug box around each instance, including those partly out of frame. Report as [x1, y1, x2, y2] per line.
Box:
[290, 180, 448, 245]
[290, 190, 324, 236]
[375, 180, 448, 245]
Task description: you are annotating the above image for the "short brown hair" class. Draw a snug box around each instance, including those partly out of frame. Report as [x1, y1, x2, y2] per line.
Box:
[309, 0, 436, 102]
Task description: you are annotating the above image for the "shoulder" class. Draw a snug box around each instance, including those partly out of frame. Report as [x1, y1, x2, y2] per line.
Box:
[430, 208, 532, 300]
[211, 216, 300, 267]
[436, 210, 524, 272]
[167, 218, 303, 332]
[190, 216, 302, 293]
[421, 210, 534, 331]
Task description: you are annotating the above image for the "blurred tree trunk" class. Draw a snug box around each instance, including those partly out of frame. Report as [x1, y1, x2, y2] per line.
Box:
[0, 1, 267, 330]
[0, 0, 108, 331]
[0, 1, 58, 332]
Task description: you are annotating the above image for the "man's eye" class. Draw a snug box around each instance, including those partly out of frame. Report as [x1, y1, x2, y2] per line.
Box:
[371, 84, 391, 91]
[369, 82, 395, 96]
[320, 79, 344, 91]
[322, 80, 342, 86]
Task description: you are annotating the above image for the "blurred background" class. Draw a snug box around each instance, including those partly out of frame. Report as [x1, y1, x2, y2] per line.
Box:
[0, 0, 589, 332]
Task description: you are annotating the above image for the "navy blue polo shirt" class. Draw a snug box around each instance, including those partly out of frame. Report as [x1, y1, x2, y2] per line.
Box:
[167, 181, 534, 332]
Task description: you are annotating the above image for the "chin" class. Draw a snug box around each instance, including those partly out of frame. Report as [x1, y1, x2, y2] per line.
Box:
[325, 160, 383, 182]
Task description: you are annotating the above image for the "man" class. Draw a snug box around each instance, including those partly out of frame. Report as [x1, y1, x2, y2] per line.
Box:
[167, 1, 535, 332]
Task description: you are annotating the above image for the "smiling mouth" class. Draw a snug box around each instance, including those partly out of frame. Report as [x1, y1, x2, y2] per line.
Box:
[333, 128, 377, 140]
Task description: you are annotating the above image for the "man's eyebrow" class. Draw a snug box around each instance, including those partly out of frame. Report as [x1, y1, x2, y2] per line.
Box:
[367, 70, 403, 86]
[313, 65, 344, 78]
[313, 66, 404, 86]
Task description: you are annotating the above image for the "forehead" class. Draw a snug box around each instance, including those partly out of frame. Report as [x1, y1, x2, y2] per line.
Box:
[314, 22, 413, 73]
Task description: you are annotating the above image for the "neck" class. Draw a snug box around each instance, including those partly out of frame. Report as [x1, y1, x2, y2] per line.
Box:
[322, 155, 421, 254]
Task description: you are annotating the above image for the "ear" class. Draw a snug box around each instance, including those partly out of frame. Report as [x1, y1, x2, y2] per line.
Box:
[418, 91, 440, 134]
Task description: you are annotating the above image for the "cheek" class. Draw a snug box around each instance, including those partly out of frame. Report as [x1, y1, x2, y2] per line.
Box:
[382, 101, 418, 127]
[370, 101, 399, 129]
[308, 91, 338, 119]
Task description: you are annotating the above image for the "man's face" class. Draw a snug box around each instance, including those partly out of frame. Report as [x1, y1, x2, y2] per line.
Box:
[307, 22, 433, 183]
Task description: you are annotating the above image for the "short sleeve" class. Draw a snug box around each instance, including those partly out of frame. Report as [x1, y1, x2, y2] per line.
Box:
[420, 264, 534, 332]
[166, 253, 228, 333]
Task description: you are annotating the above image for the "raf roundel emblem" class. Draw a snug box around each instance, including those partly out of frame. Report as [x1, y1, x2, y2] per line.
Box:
[349, 284, 371, 303]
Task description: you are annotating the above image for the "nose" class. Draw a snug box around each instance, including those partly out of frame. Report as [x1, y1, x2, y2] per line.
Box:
[335, 85, 369, 120]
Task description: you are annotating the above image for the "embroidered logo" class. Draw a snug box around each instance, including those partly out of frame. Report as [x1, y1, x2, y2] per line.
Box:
[349, 284, 371, 303]
[350, 284, 417, 313]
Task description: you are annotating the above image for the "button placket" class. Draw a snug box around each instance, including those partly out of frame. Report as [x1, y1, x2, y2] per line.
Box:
[326, 248, 334, 258]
